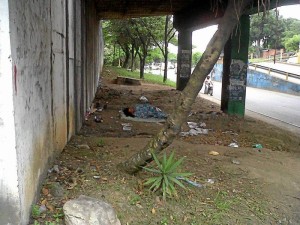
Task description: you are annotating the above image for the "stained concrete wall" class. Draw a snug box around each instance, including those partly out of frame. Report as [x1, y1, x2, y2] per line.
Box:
[0, 0, 20, 224]
[0, 0, 103, 224]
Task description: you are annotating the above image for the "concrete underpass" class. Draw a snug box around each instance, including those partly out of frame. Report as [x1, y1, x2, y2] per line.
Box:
[0, 0, 299, 224]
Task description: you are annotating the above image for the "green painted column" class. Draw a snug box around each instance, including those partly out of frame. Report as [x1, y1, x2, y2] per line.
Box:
[223, 15, 250, 116]
[176, 29, 192, 91]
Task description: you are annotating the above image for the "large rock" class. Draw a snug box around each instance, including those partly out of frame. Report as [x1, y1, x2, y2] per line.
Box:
[63, 195, 121, 225]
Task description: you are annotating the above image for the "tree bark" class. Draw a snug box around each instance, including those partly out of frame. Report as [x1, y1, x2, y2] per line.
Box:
[118, 0, 253, 174]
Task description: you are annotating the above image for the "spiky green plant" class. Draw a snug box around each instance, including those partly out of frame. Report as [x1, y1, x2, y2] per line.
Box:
[143, 151, 192, 200]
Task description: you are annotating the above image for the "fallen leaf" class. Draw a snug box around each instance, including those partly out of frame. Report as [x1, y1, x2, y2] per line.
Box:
[151, 208, 156, 214]
[42, 188, 49, 196]
[41, 199, 47, 205]
[46, 203, 55, 212]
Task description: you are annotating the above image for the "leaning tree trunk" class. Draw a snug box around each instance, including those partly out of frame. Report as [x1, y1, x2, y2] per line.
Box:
[118, 0, 253, 174]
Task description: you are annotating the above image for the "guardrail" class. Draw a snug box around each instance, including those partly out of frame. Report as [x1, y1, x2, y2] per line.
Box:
[249, 63, 300, 80]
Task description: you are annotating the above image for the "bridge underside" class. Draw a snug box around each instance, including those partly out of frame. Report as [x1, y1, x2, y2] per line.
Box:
[1, 0, 299, 224]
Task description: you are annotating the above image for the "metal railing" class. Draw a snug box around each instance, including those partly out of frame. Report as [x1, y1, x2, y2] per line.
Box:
[249, 63, 300, 80]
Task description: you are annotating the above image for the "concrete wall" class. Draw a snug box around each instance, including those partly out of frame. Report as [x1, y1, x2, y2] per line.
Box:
[0, 0, 103, 224]
[213, 63, 300, 95]
[0, 0, 20, 224]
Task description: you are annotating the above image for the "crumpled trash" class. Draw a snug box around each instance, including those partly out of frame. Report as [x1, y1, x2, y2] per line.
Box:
[176, 177, 203, 188]
[122, 123, 132, 131]
[139, 96, 149, 102]
[231, 159, 241, 165]
[180, 121, 209, 136]
[253, 143, 263, 149]
[187, 122, 198, 129]
[209, 151, 219, 156]
[94, 115, 103, 123]
[207, 178, 215, 184]
[222, 130, 239, 136]
[228, 142, 239, 148]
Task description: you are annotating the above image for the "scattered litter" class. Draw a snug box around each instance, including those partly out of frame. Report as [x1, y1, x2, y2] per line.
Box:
[209, 151, 219, 156]
[231, 159, 241, 165]
[253, 143, 263, 149]
[122, 123, 132, 131]
[77, 144, 90, 150]
[228, 142, 239, 148]
[207, 179, 215, 184]
[177, 177, 203, 188]
[187, 122, 198, 129]
[93, 175, 101, 179]
[94, 115, 103, 123]
[222, 130, 239, 136]
[53, 165, 59, 173]
[85, 110, 91, 121]
[48, 165, 59, 173]
[180, 121, 209, 136]
[139, 96, 149, 102]
[39, 205, 47, 213]
[199, 122, 206, 128]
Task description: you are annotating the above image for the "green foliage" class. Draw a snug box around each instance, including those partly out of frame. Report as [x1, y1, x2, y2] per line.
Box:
[97, 138, 105, 147]
[192, 51, 203, 66]
[147, 47, 164, 63]
[284, 35, 300, 52]
[129, 194, 141, 205]
[143, 151, 192, 201]
[250, 10, 285, 49]
[31, 205, 40, 218]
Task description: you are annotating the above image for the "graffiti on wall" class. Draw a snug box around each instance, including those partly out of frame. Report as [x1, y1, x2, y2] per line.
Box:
[229, 59, 247, 101]
[180, 50, 191, 78]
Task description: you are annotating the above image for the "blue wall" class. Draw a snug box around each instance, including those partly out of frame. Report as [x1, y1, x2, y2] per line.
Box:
[212, 63, 300, 96]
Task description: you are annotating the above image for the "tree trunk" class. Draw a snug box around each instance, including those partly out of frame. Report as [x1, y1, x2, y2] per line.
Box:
[163, 15, 169, 83]
[118, 0, 252, 174]
[130, 44, 135, 71]
[122, 45, 130, 69]
[163, 48, 168, 83]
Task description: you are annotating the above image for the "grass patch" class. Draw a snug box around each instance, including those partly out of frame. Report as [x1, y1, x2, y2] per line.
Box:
[110, 66, 176, 88]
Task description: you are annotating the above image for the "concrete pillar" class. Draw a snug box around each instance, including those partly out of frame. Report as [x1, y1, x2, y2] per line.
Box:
[221, 15, 250, 116]
[176, 29, 192, 91]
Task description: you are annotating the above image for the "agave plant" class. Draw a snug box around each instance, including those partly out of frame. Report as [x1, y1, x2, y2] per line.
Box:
[143, 151, 192, 200]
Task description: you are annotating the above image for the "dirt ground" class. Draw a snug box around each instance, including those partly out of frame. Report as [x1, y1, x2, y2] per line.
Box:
[31, 67, 300, 225]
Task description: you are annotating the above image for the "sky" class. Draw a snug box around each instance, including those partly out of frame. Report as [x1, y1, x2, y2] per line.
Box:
[186, 4, 300, 53]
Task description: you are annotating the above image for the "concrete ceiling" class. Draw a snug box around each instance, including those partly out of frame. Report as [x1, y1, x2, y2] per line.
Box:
[95, 0, 300, 21]
[95, 0, 214, 19]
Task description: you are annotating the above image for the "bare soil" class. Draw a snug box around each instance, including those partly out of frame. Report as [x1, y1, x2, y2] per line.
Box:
[31, 67, 300, 225]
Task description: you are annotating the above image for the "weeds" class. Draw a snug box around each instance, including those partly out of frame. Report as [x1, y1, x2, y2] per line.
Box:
[97, 138, 105, 147]
[31, 205, 40, 218]
[143, 151, 192, 201]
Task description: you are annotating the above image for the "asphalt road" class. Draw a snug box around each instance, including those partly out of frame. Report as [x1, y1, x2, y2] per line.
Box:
[200, 81, 300, 136]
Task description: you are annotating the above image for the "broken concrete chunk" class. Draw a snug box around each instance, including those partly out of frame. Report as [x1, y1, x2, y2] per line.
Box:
[63, 195, 121, 225]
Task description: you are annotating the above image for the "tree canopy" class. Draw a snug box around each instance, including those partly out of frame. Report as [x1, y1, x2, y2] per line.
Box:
[250, 10, 300, 53]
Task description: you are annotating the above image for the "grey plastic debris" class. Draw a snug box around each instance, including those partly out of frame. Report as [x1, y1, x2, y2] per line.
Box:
[176, 177, 203, 188]
[139, 96, 149, 102]
[231, 159, 241, 165]
[207, 179, 215, 184]
[180, 121, 209, 136]
[122, 123, 132, 131]
[228, 142, 239, 148]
